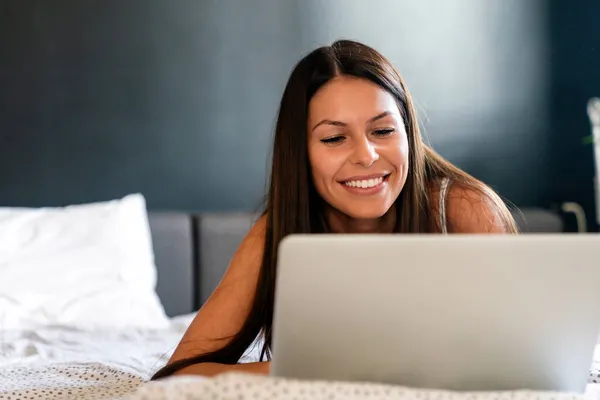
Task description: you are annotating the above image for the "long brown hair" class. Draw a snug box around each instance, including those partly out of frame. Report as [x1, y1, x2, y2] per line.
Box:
[151, 39, 517, 379]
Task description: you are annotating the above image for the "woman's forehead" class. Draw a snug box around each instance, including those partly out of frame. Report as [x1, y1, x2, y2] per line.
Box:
[308, 76, 400, 125]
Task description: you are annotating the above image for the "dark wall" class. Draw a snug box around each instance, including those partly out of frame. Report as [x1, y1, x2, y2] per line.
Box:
[0, 0, 302, 211]
[547, 0, 600, 231]
[1, 0, 599, 228]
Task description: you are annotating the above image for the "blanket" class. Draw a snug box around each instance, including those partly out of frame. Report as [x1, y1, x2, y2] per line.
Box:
[124, 372, 600, 400]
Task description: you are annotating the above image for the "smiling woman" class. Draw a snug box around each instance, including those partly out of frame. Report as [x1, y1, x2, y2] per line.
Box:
[150, 39, 519, 380]
[308, 77, 409, 233]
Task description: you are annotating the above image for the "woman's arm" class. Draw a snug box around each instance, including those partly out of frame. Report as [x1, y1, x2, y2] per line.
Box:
[164, 215, 269, 377]
[173, 361, 270, 377]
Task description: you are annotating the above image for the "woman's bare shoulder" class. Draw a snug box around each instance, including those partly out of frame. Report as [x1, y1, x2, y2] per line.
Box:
[444, 182, 508, 233]
[214, 213, 267, 288]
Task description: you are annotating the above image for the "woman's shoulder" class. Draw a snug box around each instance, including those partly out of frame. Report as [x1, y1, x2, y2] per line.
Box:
[226, 213, 268, 268]
[429, 177, 513, 234]
[244, 213, 268, 248]
[250, 213, 268, 234]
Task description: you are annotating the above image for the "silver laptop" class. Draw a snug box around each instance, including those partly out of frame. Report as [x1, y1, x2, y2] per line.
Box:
[270, 234, 600, 393]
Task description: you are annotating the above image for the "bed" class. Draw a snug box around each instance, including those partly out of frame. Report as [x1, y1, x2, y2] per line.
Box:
[0, 194, 598, 399]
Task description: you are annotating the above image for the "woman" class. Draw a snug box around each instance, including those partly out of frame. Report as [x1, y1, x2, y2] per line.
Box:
[152, 39, 518, 379]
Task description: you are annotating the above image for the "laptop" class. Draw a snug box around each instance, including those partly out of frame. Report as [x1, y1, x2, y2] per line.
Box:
[270, 234, 600, 393]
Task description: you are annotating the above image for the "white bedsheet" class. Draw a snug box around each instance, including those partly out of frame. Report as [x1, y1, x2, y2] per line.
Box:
[0, 313, 196, 399]
[0, 315, 599, 400]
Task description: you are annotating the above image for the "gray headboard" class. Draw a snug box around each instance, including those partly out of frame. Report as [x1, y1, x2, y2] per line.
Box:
[148, 208, 565, 318]
[147, 212, 258, 317]
[147, 212, 196, 318]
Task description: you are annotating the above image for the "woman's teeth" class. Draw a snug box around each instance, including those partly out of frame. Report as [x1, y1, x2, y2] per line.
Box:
[344, 176, 384, 188]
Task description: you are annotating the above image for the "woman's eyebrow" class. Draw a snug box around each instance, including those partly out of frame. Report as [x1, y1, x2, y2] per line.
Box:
[311, 111, 394, 132]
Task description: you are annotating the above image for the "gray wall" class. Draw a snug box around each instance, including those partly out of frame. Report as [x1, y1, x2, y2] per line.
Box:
[0, 0, 597, 226]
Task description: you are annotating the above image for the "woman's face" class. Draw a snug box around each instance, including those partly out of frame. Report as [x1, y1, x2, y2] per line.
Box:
[307, 76, 409, 220]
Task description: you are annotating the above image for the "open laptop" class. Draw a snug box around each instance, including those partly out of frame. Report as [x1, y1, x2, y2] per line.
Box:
[270, 234, 600, 393]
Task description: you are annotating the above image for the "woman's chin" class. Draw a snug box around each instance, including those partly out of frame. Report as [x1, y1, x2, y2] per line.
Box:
[347, 211, 389, 220]
[321, 196, 397, 231]
[338, 205, 393, 221]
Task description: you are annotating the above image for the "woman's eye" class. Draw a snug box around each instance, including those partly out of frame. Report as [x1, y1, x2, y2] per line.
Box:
[373, 128, 395, 137]
[321, 136, 345, 144]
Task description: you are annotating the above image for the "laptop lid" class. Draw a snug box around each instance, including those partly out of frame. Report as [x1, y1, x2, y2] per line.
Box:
[271, 234, 600, 392]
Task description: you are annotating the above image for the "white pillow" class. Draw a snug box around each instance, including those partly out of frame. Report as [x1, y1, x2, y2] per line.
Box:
[0, 194, 170, 330]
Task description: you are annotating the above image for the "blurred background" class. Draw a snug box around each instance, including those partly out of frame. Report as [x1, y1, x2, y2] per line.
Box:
[0, 0, 599, 230]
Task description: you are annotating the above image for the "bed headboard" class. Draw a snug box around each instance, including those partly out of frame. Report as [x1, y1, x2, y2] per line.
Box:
[147, 208, 565, 318]
[147, 212, 196, 318]
[147, 211, 258, 317]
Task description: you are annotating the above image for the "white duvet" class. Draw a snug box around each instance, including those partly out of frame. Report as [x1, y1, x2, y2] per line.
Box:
[0, 314, 599, 400]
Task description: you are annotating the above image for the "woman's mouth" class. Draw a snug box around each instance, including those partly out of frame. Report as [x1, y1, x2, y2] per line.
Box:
[339, 174, 391, 195]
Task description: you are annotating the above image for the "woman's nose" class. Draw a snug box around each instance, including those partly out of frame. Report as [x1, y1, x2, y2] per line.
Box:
[352, 138, 379, 167]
